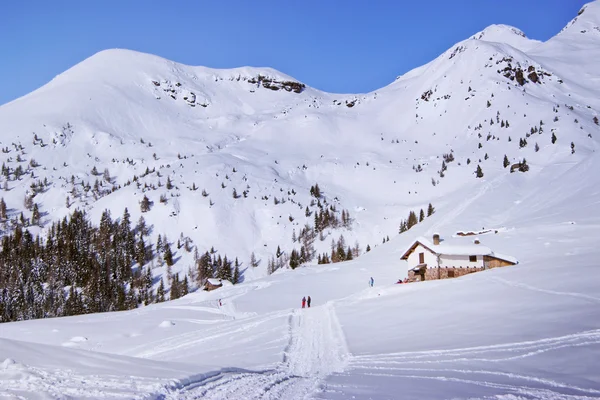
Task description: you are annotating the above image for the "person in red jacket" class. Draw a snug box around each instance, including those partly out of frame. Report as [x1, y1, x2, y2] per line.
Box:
[301, 297, 306, 308]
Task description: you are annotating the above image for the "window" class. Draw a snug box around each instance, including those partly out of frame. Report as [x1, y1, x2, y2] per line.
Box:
[448, 270, 455, 278]
[469, 255, 477, 262]
[419, 252, 425, 264]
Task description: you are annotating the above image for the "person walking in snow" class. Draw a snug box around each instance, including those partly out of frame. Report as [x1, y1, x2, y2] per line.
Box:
[307, 296, 311, 308]
[369, 277, 374, 287]
[301, 297, 306, 308]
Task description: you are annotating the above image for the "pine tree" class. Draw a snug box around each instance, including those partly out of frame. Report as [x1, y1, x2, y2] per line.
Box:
[250, 252, 259, 268]
[475, 165, 484, 178]
[170, 273, 180, 300]
[181, 276, 189, 296]
[366, 244, 371, 252]
[140, 195, 151, 212]
[346, 246, 353, 260]
[503, 155, 510, 168]
[551, 132, 557, 144]
[0, 197, 6, 219]
[166, 176, 173, 190]
[156, 279, 165, 302]
[419, 209, 425, 222]
[164, 243, 174, 266]
[232, 263, 240, 284]
[535, 142, 540, 152]
[571, 142, 575, 154]
[31, 203, 40, 225]
[156, 234, 163, 254]
[407, 211, 418, 229]
[289, 249, 300, 269]
[276, 245, 282, 258]
[136, 236, 146, 266]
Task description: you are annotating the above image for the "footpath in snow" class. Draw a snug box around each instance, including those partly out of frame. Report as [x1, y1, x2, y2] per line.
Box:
[159, 303, 349, 399]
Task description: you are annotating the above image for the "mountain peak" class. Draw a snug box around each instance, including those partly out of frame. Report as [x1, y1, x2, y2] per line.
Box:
[470, 24, 539, 52]
[471, 24, 527, 41]
[556, 0, 600, 37]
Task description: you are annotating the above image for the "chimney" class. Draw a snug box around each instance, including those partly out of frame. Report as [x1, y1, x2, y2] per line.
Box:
[474, 238, 480, 245]
[433, 233, 440, 245]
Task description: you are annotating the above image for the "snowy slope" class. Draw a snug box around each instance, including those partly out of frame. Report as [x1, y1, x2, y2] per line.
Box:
[1, 2, 600, 399]
[0, 2, 598, 286]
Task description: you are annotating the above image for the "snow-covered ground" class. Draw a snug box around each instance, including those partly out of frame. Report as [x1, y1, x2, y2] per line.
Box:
[1, 1, 600, 399]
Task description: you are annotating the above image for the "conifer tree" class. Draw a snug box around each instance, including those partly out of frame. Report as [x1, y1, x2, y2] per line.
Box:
[181, 276, 189, 296]
[136, 236, 146, 266]
[407, 211, 418, 229]
[346, 247, 353, 261]
[0, 197, 7, 219]
[475, 165, 484, 178]
[419, 209, 425, 222]
[166, 177, 173, 190]
[427, 203, 435, 216]
[250, 252, 259, 268]
[31, 203, 40, 225]
[140, 195, 151, 212]
[170, 273, 180, 300]
[156, 234, 163, 254]
[232, 263, 240, 284]
[503, 155, 510, 168]
[156, 279, 165, 302]
[164, 243, 174, 266]
[366, 244, 371, 252]
[551, 132, 557, 144]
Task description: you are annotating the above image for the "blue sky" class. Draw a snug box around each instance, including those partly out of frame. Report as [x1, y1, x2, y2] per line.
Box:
[0, 0, 588, 105]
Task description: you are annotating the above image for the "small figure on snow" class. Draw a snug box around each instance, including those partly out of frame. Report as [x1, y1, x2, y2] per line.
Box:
[307, 296, 311, 308]
[369, 277, 374, 287]
[219, 299, 222, 307]
[301, 296, 306, 308]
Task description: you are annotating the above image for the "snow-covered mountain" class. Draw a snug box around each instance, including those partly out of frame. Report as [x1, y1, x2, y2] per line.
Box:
[1, 3, 600, 398]
[0, 2, 598, 285]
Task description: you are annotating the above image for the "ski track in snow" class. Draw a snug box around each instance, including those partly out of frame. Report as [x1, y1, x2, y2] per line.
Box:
[155, 303, 349, 399]
[339, 329, 600, 399]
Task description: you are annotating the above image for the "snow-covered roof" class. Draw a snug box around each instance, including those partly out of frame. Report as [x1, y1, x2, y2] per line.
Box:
[401, 236, 517, 264]
[206, 278, 222, 285]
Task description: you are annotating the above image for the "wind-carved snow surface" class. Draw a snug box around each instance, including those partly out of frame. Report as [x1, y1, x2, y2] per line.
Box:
[1, 2, 600, 399]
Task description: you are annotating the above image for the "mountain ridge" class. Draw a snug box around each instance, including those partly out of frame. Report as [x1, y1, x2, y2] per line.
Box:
[0, 2, 598, 291]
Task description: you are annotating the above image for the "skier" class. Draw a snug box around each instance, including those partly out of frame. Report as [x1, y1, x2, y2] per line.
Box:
[301, 296, 306, 308]
[369, 277, 374, 287]
[307, 296, 311, 308]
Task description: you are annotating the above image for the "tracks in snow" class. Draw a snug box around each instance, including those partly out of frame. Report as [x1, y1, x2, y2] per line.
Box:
[159, 303, 349, 400]
[341, 329, 600, 399]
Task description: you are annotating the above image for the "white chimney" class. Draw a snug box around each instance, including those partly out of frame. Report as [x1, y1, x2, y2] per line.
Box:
[433, 233, 440, 245]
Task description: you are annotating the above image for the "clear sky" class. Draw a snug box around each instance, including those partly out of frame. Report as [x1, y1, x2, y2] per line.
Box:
[0, 0, 589, 105]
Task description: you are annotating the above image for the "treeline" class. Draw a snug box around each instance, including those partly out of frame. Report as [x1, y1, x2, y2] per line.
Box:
[0, 208, 151, 322]
[0, 206, 248, 323]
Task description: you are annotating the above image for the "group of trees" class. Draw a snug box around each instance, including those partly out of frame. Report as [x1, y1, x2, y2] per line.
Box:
[399, 204, 435, 234]
[0, 208, 157, 322]
[193, 250, 241, 286]
[316, 235, 361, 265]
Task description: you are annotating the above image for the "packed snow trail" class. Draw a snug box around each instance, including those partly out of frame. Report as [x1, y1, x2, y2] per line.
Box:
[159, 303, 349, 399]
